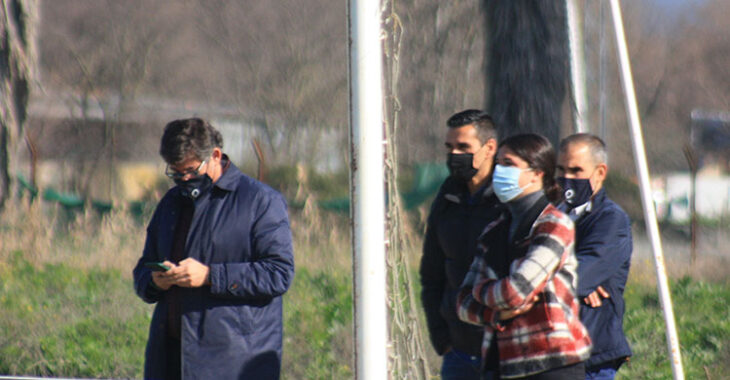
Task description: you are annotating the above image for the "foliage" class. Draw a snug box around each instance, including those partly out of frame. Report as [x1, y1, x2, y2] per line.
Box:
[618, 276, 730, 379]
[0, 251, 150, 378]
[0, 252, 355, 379]
[282, 268, 353, 379]
[1, 207, 729, 378]
[265, 164, 349, 202]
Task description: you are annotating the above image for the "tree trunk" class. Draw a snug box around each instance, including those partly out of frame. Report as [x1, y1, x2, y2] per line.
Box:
[0, 0, 38, 210]
[485, 0, 569, 145]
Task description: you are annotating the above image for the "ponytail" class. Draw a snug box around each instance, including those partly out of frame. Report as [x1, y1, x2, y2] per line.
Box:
[544, 177, 562, 204]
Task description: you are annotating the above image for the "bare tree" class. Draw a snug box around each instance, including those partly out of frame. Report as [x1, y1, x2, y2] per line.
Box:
[485, 0, 569, 145]
[40, 0, 181, 200]
[0, 0, 37, 210]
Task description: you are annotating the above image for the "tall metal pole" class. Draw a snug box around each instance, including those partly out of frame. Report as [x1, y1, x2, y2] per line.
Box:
[608, 1, 685, 379]
[599, 1, 609, 140]
[347, 0, 388, 379]
[566, 0, 588, 133]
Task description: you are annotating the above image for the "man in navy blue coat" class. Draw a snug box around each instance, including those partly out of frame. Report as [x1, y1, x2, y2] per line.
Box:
[133, 118, 294, 379]
[557, 134, 632, 380]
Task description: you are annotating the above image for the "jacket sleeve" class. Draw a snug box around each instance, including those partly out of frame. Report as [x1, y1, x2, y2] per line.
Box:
[456, 255, 499, 327]
[209, 191, 295, 300]
[473, 214, 575, 311]
[133, 206, 164, 304]
[576, 208, 632, 296]
[419, 213, 451, 354]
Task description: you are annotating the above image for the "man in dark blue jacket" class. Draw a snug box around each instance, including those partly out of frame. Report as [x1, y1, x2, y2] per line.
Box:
[420, 110, 503, 379]
[557, 134, 632, 380]
[133, 118, 294, 379]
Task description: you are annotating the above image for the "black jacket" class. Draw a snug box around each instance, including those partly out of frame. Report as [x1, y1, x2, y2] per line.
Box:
[419, 176, 503, 356]
[570, 188, 633, 369]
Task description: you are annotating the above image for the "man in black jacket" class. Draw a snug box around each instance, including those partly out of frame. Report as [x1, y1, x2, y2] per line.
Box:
[557, 134, 633, 380]
[420, 109, 502, 379]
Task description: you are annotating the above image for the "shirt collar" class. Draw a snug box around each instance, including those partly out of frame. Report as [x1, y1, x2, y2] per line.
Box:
[561, 199, 593, 221]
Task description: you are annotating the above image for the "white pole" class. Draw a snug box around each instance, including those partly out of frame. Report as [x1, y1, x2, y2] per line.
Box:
[347, 0, 388, 379]
[608, 1, 685, 379]
[566, 0, 588, 133]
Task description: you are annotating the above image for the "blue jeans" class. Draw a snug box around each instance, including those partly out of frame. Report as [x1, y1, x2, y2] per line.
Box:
[441, 349, 481, 380]
[585, 367, 617, 380]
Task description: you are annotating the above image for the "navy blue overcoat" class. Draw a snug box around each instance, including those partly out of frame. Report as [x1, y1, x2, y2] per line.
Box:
[133, 162, 295, 379]
[574, 189, 632, 368]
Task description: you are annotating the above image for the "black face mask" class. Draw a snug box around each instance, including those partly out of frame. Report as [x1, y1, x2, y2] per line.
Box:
[175, 174, 213, 200]
[557, 177, 593, 207]
[447, 153, 478, 182]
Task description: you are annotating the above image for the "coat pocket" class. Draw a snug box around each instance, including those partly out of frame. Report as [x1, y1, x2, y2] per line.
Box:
[236, 304, 255, 335]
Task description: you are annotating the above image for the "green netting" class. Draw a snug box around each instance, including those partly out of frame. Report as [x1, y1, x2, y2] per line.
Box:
[401, 163, 448, 210]
[313, 163, 448, 213]
[14, 163, 448, 215]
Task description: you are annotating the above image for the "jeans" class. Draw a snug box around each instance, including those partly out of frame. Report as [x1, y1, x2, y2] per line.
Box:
[585, 366, 617, 380]
[441, 348, 481, 380]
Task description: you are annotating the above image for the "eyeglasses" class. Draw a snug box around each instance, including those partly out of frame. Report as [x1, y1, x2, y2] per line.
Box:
[165, 159, 207, 180]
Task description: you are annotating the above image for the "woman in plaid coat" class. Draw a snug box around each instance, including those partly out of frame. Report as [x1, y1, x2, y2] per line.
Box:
[457, 134, 591, 379]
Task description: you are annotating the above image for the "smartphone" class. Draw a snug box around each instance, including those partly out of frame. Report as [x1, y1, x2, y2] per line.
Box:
[144, 262, 171, 272]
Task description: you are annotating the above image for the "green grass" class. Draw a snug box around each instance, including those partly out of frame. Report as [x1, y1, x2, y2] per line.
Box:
[618, 276, 730, 379]
[0, 250, 354, 379]
[1, 207, 729, 379]
[2, 252, 729, 378]
[0, 251, 150, 378]
[282, 268, 353, 379]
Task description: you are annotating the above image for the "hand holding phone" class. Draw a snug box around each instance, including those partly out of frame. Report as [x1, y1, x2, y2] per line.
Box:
[144, 262, 172, 272]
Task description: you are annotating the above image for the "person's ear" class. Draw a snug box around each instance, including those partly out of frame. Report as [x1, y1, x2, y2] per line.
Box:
[594, 163, 608, 182]
[211, 147, 223, 161]
[485, 138, 498, 158]
[532, 169, 544, 185]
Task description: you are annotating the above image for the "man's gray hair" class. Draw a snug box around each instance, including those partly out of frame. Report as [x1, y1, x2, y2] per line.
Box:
[159, 118, 223, 165]
[560, 133, 608, 165]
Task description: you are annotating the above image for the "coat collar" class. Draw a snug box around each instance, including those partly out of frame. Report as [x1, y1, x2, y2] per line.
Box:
[211, 155, 242, 192]
[511, 194, 550, 246]
[478, 194, 551, 245]
[442, 176, 495, 205]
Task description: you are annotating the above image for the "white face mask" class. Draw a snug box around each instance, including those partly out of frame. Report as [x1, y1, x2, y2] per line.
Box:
[492, 164, 532, 203]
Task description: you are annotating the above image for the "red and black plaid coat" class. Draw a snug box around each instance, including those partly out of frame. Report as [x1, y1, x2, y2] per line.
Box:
[457, 201, 592, 379]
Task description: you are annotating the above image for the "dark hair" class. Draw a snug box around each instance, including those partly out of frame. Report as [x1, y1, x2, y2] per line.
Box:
[500, 133, 561, 202]
[447, 109, 498, 144]
[559, 133, 608, 165]
[159, 118, 224, 165]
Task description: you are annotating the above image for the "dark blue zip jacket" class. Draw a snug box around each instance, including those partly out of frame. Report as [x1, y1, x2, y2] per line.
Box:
[572, 188, 632, 369]
[133, 161, 295, 379]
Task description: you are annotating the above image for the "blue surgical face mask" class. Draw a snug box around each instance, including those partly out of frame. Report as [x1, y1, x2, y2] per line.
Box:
[557, 177, 593, 207]
[492, 164, 531, 203]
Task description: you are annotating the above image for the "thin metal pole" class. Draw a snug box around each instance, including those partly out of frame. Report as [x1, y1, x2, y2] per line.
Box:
[608, 1, 685, 379]
[599, 1, 608, 140]
[566, 0, 588, 133]
[347, 0, 388, 379]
